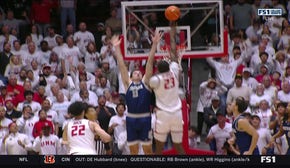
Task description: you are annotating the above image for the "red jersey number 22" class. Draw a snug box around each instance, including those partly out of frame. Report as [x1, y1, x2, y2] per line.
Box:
[71, 125, 85, 136]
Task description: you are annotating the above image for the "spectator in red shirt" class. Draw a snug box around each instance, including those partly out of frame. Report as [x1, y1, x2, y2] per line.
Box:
[33, 86, 47, 104]
[12, 80, 37, 107]
[30, 0, 58, 36]
[32, 109, 54, 138]
[6, 74, 24, 98]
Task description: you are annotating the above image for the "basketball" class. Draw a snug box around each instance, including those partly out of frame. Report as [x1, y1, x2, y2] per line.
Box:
[165, 6, 181, 21]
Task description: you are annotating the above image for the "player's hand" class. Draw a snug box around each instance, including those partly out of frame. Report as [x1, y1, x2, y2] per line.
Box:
[151, 31, 163, 44]
[110, 35, 121, 47]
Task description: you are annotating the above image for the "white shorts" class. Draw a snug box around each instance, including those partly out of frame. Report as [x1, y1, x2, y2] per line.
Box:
[153, 109, 183, 143]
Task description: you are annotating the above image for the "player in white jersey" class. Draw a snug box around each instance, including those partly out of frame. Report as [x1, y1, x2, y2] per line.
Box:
[149, 60, 184, 155]
[33, 124, 61, 155]
[149, 24, 185, 155]
[150, 61, 181, 112]
[62, 101, 111, 155]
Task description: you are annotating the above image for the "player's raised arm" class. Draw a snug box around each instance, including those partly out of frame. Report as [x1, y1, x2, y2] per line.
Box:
[90, 121, 111, 143]
[143, 31, 162, 85]
[167, 22, 183, 78]
[169, 21, 178, 63]
[111, 35, 130, 90]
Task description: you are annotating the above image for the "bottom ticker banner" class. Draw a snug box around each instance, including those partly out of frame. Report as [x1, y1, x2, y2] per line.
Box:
[0, 155, 288, 166]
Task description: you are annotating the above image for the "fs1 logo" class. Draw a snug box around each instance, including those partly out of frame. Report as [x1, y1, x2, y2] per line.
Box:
[261, 156, 276, 163]
[258, 9, 282, 16]
[44, 155, 56, 164]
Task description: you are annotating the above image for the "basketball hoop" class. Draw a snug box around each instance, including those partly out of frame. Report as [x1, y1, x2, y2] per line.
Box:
[159, 44, 186, 71]
[160, 45, 170, 63]
[121, 1, 227, 60]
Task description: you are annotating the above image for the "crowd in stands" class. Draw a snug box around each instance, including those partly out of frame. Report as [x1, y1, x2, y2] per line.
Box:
[0, 0, 289, 155]
[196, 0, 290, 155]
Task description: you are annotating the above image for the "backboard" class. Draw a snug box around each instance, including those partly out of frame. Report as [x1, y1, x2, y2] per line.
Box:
[121, 0, 227, 60]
